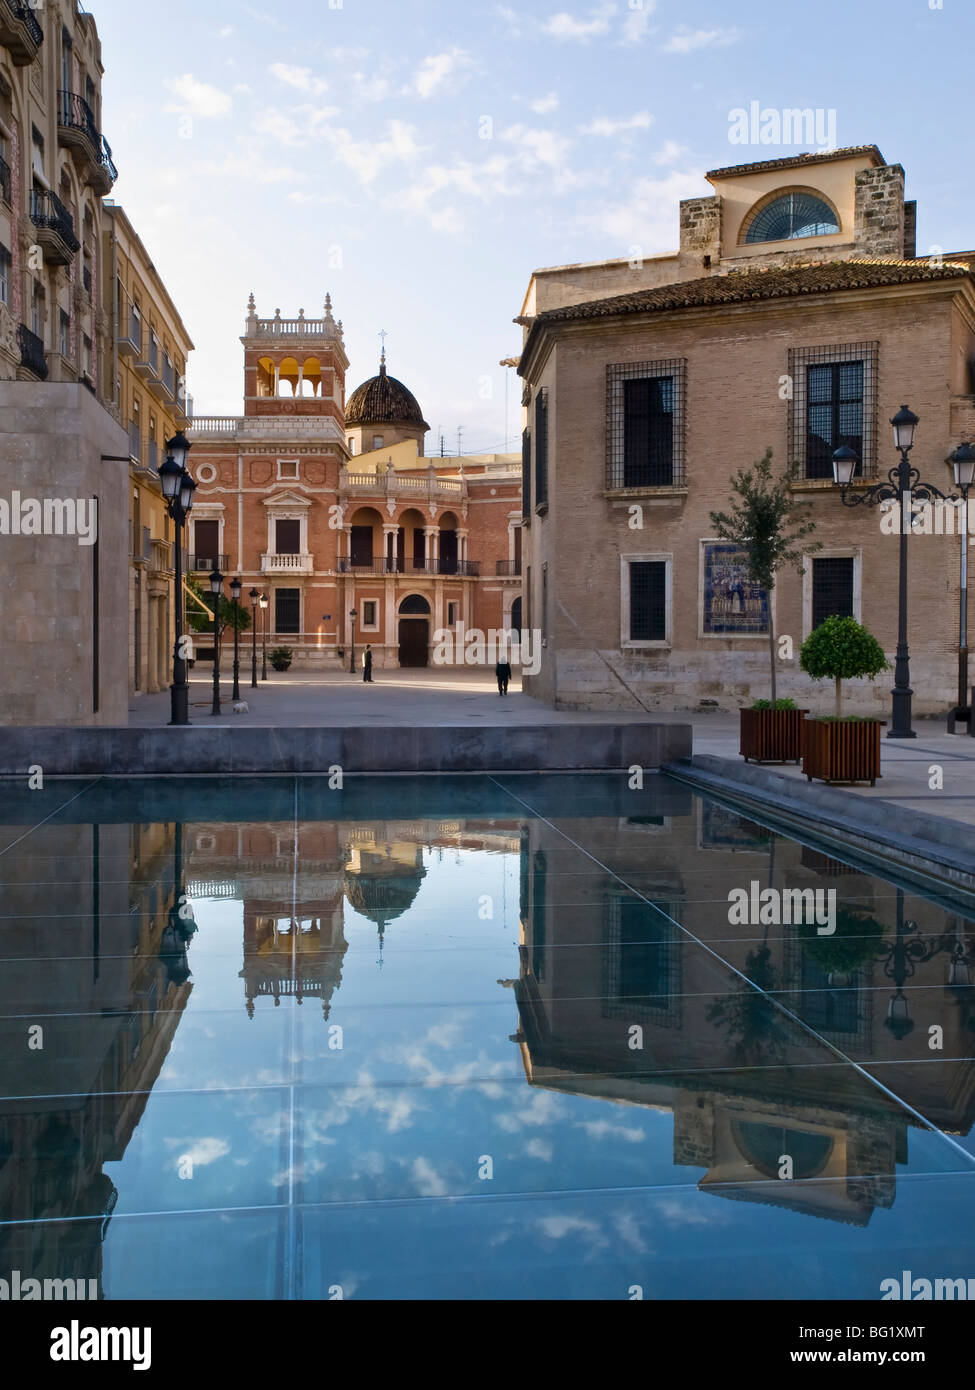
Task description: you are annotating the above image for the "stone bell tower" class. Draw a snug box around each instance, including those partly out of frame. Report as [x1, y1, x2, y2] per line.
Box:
[241, 292, 349, 425]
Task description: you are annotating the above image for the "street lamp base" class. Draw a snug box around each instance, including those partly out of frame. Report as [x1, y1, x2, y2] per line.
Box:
[886, 729, 917, 739]
[169, 683, 191, 727]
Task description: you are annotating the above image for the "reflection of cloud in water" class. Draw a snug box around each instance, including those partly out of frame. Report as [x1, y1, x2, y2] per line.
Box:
[534, 1213, 609, 1252]
[496, 1089, 565, 1133]
[525, 1138, 554, 1162]
[655, 1196, 732, 1228]
[411, 1156, 450, 1197]
[575, 1118, 644, 1144]
[162, 1136, 230, 1168]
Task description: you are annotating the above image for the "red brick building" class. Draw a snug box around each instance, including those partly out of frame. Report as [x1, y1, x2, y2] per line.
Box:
[187, 296, 521, 668]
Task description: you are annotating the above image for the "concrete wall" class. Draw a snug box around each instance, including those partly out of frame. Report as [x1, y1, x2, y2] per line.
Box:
[0, 383, 129, 725]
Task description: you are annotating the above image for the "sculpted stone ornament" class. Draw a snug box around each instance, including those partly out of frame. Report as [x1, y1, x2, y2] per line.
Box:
[0, 303, 18, 379]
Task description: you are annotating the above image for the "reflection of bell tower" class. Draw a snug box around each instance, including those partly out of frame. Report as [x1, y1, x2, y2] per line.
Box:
[242, 293, 349, 424]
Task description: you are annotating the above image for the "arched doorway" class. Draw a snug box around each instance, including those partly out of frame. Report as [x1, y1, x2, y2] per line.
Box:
[398, 594, 431, 667]
[510, 597, 523, 638]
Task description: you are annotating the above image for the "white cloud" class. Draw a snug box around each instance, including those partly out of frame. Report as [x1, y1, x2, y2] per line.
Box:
[620, 2, 656, 43]
[580, 111, 652, 137]
[413, 47, 472, 99]
[164, 74, 233, 118]
[252, 103, 342, 148]
[198, 153, 309, 184]
[501, 123, 572, 170]
[164, 1137, 230, 1168]
[269, 62, 328, 95]
[219, 26, 234, 38]
[326, 118, 420, 184]
[411, 1156, 450, 1197]
[352, 72, 393, 102]
[580, 166, 705, 247]
[652, 139, 689, 164]
[662, 26, 739, 54]
[543, 3, 617, 41]
[525, 1138, 554, 1161]
[576, 1118, 644, 1143]
[531, 92, 560, 114]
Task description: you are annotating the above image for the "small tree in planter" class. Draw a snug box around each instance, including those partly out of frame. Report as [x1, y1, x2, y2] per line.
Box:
[710, 449, 819, 762]
[269, 646, 293, 672]
[799, 616, 890, 784]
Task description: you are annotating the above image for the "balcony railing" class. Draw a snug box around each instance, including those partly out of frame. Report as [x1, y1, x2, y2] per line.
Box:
[337, 557, 480, 577]
[495, 560, 522, 576]
[128, 422, 141, 462]
[17, 323, 47, 380]
[0, 155, 9, 204]
[119, 310, 141, 357]
[162, 355, 176, 399]
[188, 554, 229, 573]
[29, 188, 80, 263]
[148, 439, 158, 472]
[0, 0, 44, 66]
[262, 552, 314, 574]
[57, 90, 117, 190]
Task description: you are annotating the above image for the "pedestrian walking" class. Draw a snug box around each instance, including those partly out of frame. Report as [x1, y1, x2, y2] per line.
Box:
[495, 658, 512, 695]
[362, 645, 374, 683]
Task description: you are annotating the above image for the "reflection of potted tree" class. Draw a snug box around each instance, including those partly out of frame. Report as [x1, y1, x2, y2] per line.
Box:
[706, 946, 791, 1066]
[710, 449, 819, 763]
[799, 617, 890, 785]
[798, 907, 886, 979]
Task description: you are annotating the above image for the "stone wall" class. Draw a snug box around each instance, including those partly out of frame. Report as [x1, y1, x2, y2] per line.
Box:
[0, 383, 129, 725]
[854, 165, 906, 258]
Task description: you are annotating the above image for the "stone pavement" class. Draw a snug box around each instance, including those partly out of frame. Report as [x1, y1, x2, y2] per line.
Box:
[127, 669, 975, 829]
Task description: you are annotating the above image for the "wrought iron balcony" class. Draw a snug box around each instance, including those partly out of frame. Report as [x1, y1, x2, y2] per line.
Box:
[0, 0, 44, 66]
[337, 557, 480, 576]
[29, 188, 80, 266]
[0, 155, 10, 205]
[57, 90, 117, 191]
[17, 323, 47, 380]
[128, 422, 141, 462]
[495, 560, 522, 576]
[118, 310, 141, 357]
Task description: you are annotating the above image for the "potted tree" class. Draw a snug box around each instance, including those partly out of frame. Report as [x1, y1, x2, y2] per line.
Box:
[269, 646, 293, 672]
[799, 616, 890, 784]
[710, 449, 819, 763]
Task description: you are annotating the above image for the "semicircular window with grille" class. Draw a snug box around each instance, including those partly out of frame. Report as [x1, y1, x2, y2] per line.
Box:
[745, 192, 839, 244]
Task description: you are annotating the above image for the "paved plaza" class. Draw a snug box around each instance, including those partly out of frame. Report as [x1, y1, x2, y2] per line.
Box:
[126, 667, 975, 828]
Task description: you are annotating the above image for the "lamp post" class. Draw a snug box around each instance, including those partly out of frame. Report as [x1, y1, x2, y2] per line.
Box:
[249, 588, 259, 688]
[160, 823, 197, 987]
[158, 431, 197, 727]
[947, 443, 975, 733]
[209, 569, 224, 716]
[349, 607, 358, 674]
[260, 593, 269, 680]
[831, 406, 953, 739]
[230, 576, 242, 702]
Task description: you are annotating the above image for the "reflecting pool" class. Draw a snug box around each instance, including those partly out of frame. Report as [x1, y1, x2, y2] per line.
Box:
[1, 773, 974, 1299]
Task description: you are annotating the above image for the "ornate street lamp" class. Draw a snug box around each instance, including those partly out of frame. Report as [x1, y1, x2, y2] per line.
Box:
[947, 443, 975, 733]
[349, 607, 358, 675]
[249, 588, 260, 688]
[230, 576, 242, 702]
[209, 569, 224, 716]
[260, 592, 269, 680]
[158, 431, 196, 727]
[832, 406, 954, 739]
[159, 823, 197, 987]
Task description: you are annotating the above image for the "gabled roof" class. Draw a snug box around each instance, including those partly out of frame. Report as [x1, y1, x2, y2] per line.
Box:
[706, 145, 886, 182]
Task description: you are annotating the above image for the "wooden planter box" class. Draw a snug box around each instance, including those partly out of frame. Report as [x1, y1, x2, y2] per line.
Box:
[801, 718, 885, 786]
[739, 707, 809, 764]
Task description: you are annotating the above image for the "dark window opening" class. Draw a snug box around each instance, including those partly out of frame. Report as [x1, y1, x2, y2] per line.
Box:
[806, 361, 863, 480]
[812, 556, 855, 629]
[275, 588, 300, 634]
[629, 561, 666, 641]
[623, 377, 674, 487]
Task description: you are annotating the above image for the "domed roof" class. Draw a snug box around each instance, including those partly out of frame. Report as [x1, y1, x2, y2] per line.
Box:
[346, 359, 429, 430]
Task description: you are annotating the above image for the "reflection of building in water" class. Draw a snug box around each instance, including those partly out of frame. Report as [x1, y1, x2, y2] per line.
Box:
[187, 817, 518, 996]
[512, 805, 975, 1226]
[0, 822, 193, 1292]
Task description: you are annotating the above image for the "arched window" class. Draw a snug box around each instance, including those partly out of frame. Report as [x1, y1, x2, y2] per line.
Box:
[744, 191, 839, 244]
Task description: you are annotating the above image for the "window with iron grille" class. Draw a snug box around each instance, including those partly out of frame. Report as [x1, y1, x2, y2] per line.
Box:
[534, 390, 548, 508]
[603, 895, 681, 1025]
[0, 244, 10, 305]
[275, 588, 300, 634]
[541, 562, 548, 640]
[521, 426, 531, 520]
[607, 359, 686, 489]
[628, 560, 667, 642]
[789, 342, 878, 480]
[59, 309, 69, 358]
[531, 849, 546, 980]
[812, 556, 855, 628]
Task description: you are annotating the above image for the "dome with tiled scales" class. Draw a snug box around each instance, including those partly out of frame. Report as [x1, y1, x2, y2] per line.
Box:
[345, 350, 430, 456]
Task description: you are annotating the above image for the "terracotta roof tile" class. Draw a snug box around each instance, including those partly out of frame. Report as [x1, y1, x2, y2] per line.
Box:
[706, 145, 885, 181]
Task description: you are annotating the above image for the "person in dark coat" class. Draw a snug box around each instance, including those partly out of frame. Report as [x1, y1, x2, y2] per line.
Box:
[362, 646, 374, 682]
[495, 658, 512, 695]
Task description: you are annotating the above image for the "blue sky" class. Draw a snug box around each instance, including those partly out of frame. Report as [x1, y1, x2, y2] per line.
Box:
[92, 0, 973, 451]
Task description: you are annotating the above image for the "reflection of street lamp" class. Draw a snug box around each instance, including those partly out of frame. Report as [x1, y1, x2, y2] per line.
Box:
[209, 569, 224, 716]
[249, 588, 259, 688]
[349, 607, 358, 674]
[946, 443, 975, 733]
[160, 824, 197, 986]
[832, 406, 954, 739]
[230, 576, 242, 702]
[873, 889, 969, 1039]
[260, 593, 269, 680]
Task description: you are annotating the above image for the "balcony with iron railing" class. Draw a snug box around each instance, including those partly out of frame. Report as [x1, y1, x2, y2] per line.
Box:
[17, 323, 47, 380]
[0, 155, 10, 205]
[0, 0, 44, 66]
[495, 560, 522, 576]
[149, 350, 175, 402]
[134, 336, 161, 387]
[118, 308, 141, 357]
[337, 557, 480, 577]
[57, 90, 117, 192]
[29, 188, 80, 266]
[128, 421, 141, 463]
